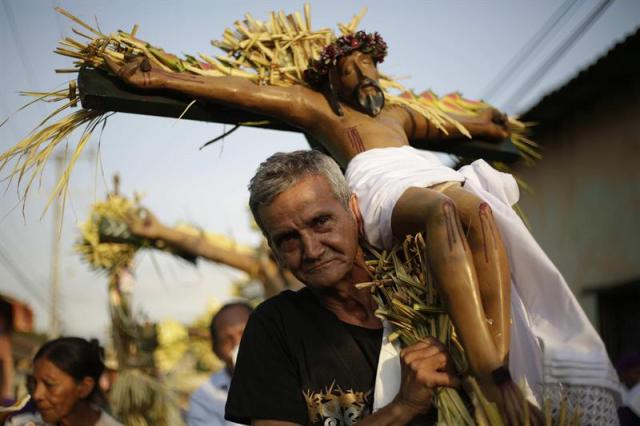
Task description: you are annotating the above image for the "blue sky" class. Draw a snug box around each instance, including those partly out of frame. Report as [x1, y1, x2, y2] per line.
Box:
[1, 0, 639, 340]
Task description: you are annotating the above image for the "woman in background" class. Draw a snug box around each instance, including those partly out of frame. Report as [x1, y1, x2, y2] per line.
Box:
[7, 336, 122, 426]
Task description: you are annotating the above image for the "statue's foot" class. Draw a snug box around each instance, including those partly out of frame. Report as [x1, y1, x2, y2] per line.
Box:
[492, 367, 544, 426]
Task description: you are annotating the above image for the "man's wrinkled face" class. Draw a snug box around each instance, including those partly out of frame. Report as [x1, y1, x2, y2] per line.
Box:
[258, 175, 360, 290]
[336, 51, 385, 116]
[30, 357, 93, 423]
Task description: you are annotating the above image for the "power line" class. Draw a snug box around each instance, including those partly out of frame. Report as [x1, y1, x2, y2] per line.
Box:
[503, 0, 614, 112]
[0, 223, 47, 289]
[0, 239, 49, 309]
[0, 238, 51, 313]
[482, 0, 581, 101]
[1, 0, 43, 92]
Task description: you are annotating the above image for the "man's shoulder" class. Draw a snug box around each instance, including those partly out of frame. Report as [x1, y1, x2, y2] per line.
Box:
[242, 287, 318, 342]
[190, 374, 222, 404]
[209, 369, 232, 391]
[252, 287, 313, 317]
[188, 374, 228, 424]
[189, 374, 229, 418]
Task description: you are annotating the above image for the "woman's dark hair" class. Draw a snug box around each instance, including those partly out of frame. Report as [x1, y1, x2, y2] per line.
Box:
[33, 337, 106, 403]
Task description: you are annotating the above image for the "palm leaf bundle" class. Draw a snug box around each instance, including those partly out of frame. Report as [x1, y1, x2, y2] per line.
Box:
[388, 89, 541, 166]
[358, 233, 476, 424]
[359, 233, 581, 425]
[75, 193, 140, 273]
[110, 368, 183, 426]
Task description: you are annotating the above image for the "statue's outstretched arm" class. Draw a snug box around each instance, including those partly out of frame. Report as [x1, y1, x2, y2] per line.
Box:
[401, 105, 510, 142]
[126, 210, 257, 274]
[104, 56, 321, 131]
[126, 210, 292, 296]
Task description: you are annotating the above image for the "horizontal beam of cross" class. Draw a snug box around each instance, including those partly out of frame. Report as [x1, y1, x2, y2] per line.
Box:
[78, 68, 520, 163]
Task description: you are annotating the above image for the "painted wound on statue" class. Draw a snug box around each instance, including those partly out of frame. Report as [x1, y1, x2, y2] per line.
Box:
[347, 126, 366, 153]
[478, 203, 497, 263]
[443, 200, 466, 252]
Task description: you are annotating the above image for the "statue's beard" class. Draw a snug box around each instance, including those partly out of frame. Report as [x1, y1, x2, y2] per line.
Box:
[353, 78, 385, 117]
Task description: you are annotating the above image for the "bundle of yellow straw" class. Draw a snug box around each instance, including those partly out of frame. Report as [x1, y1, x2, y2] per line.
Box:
[360, 234, 581, 425]
[75, 194, 139, 273]
[359, 234, 474, 424]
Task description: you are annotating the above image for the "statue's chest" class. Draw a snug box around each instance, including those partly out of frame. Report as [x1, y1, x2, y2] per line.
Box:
[335, 111, 404, 140]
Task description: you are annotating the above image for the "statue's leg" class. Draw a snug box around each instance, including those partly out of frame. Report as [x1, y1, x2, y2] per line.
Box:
[391, 185, 502, 386]
[392, 184, 543, 425]
[442, 184, 511, 364]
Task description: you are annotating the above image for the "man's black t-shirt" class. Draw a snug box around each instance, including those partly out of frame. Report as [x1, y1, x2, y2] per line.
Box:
[225, 287, 383, 425]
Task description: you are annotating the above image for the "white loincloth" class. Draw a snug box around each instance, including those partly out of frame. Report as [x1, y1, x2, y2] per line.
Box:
[345, 146, 464, 250]
[345, 147, 622, 414]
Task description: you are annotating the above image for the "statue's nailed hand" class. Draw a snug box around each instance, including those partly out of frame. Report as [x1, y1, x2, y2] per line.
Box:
[125, 208, 163, 240]
[491, 368, 545, 426]
[472, 107, 510, 141]
[104, 55, 168, 90]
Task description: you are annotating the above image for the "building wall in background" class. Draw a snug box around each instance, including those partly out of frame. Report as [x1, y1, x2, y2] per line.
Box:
[514, 88, 640, 328]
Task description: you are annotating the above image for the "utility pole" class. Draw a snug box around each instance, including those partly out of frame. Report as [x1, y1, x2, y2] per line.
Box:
[49, 153, 63, 338]
[48, 148, 95, 337]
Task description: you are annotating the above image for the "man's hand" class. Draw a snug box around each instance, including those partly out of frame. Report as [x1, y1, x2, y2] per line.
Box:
[104, 55, 170, 90]
[394, 338, 459, 416]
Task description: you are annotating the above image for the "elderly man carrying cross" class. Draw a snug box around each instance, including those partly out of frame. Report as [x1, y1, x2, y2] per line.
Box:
[107, 30, 621, 425]
[226, 149, 457, 425]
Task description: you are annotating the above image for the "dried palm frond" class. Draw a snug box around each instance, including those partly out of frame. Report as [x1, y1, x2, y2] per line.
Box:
[359, 233, 475, 424]
[110, 368, 183, 426]
[0, 99, 106, 214]
[211, 4, 335, 86]
[360, 233, 581, 425]
[75, 193, 139, 273]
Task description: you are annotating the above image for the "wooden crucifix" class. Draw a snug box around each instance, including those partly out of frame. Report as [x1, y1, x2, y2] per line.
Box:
[78, 67, 521, 163]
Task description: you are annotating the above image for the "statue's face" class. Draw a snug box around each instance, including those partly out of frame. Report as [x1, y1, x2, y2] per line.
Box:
[335, 51, 385, 116]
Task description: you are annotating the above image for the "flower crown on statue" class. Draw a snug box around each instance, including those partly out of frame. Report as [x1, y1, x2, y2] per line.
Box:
[304, 31, 388, 86]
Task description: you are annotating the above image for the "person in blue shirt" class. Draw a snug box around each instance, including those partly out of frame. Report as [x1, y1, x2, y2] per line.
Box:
[188, 302, 253, 426]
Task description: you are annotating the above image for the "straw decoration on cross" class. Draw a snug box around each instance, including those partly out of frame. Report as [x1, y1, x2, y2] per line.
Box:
[0, 4, 537, 216]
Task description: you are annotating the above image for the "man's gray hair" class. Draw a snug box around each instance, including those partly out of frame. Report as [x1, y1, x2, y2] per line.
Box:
[248, 150, 351, 230]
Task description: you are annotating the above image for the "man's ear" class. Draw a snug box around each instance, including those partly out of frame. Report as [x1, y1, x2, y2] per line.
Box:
[349, 194, 365, 239]
[78, 376, 96, 399]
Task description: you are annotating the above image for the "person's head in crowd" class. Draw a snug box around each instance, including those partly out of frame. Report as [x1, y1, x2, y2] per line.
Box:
[210, 302, 253, 374]
[29, 337, 107, 424]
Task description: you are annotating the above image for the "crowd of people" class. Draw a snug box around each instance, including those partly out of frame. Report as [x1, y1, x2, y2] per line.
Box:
[1, 301, 253, 426]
